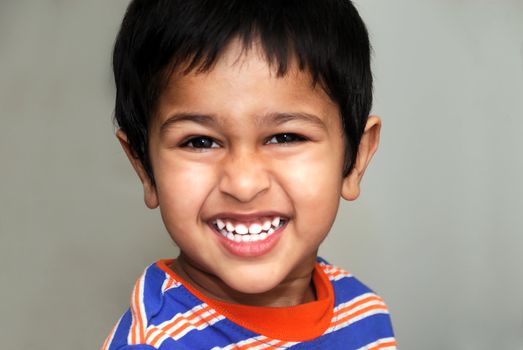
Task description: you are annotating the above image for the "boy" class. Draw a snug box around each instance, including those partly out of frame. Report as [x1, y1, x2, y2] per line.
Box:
[103, 0, 396, 349]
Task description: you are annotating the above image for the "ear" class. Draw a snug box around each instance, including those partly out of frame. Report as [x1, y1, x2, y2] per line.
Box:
[341, 115, 381, 201]
[116, 130, 159, 209]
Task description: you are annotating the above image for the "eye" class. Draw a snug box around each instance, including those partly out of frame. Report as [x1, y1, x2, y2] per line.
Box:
[266, 133, 306, 145]
[180, 136, 220, 149]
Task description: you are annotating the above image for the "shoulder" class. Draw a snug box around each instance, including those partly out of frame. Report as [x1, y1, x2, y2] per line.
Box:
[102, 261, 187, 350]
[316, 258, 397, 349]
[317, 257, 386, 302]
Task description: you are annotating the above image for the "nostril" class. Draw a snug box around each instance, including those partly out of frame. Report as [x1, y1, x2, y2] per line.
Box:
[218, 165, 271, 203]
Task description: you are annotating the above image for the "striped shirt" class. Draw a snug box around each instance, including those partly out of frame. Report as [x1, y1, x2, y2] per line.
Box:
[102, 258, 396, 350]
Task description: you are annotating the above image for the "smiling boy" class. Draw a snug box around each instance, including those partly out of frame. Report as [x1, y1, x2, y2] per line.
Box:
[103, 1, 396, 349]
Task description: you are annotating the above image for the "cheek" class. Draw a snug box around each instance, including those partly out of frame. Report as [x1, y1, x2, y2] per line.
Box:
[294, 178, 341, 234]
[276, 147, 343, 232]
[154, 156, 217, 228]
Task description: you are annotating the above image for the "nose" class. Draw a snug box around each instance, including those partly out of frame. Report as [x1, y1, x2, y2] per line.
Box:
[218, 150, 271, 203]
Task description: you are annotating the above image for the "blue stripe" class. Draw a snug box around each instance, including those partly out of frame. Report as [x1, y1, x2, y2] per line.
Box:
[289, 313, 394, 349]
[108, 309, 133, 349]
[149, 286, 207, 325]
[106, 260, 395, 350]
[141, 264, 167, 322]
[119, 345, 158, 350]
[331, 275, 376, 307]
[172, 317, 260, 349]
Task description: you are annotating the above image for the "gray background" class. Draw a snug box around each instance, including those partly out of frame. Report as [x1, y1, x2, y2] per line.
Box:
[1, 0, 522, 349]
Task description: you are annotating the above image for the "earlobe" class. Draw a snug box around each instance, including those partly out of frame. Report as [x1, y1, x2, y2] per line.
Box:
[341, 115, 381, 201]
[116, 130, 159, 209]
[341, 171, 361, 201]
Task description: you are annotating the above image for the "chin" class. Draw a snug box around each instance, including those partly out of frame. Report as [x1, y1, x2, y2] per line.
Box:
[221, 267, 284, 295]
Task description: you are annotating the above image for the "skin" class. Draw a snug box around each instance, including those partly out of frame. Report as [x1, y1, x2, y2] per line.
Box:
[118, 40, 381, 307]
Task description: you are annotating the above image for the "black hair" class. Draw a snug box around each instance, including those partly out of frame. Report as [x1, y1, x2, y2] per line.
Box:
[113, 0, 372, 182]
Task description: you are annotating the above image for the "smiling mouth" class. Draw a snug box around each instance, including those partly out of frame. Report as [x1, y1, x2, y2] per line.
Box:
[211, 216, 287, 243]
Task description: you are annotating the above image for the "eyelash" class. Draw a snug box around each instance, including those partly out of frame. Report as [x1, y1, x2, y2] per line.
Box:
[179, 133, 307, 150]
[179, 136, 220, 149]
[265, 133, 307, 144]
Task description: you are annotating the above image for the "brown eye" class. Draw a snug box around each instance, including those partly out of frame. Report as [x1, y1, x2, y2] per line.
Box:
[266, 133, 306, 144]
[181, 136, 219, 149]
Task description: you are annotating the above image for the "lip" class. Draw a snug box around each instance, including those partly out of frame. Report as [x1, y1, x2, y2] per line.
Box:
[208, 217, 288, 258]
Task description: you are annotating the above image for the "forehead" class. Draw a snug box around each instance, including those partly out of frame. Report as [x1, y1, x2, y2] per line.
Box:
[153, 40, 340, 129]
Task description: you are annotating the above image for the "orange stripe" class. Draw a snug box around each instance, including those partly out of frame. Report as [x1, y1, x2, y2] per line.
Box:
[236, 338, 293, 350]
[130, 275, 145, 344]
[267, 340, 289, 348]
[333, 295, 383, 317]
[320, 264, 352, 276]
[191, 311, 219, 328]
[148, 305, 217, 346]
[322, 267, 336, 274]
[235, 337, 271, 350]
[333, 303, 388, 327]
[162, 306, 212, 333]
[165, 278, 175, 290]
[145, 327, 159, 346]
[326, 269, 351, 279]
[149, 326, 168, 347]
[130, 284, 137, 344]
[155, 259, 335, 342]
[148, 313, 222, 348]
[331, 304, 388, 328]
[132, 281, 140, 342]
[367, 340, 397, 350]
[167, 309, 218, 337]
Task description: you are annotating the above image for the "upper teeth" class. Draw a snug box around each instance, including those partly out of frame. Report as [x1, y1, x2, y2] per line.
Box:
[213, 217, 285, 239]
[249, 223, 262, 234]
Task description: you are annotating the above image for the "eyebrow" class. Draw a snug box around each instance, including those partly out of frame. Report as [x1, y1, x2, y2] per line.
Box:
[159, 113, 218, 135]
[159, 111, 327, 134]
[257, 112, 327, 130]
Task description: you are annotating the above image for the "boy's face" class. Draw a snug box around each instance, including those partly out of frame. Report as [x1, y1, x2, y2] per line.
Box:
[119, 40, 379, 297]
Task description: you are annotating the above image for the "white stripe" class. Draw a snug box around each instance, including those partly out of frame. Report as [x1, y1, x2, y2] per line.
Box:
[139, 272, 147, 325]
[319, 262, 343, 272]
[152, 315, 225, 347]
[212, 336, 299, 350]
[326, 293, 388, 334]
[252, 339, 299, 350]
[328, 272, 352, 281]
[154, 303, 209, 330]
[333, 293, 379, 312]
[127, 272, 147, 344]
[335, 299, 387, 321]
[145, 327, 168, 348]
[161, 273, 181, 293]
[332, 293, 386, 319]
[212, 335, 269, 350]
[319, 264, 352, 281]
[357, 337, 396, 350]
[326, 308, 390, 334]
[150, 304, 225, 347]
[171, 313, 225, 340]
[319, 263, 335, 274]
[250, 338, 282, 350]
[150, 315, 227, 350]
[334, 292, 383, 312]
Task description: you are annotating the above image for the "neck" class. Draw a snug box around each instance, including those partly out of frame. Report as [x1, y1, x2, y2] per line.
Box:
[171, 254, 316, 307]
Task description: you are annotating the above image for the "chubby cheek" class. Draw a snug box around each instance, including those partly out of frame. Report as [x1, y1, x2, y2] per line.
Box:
[153, 154, 217, 242]
[278, 147, 344, 243]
